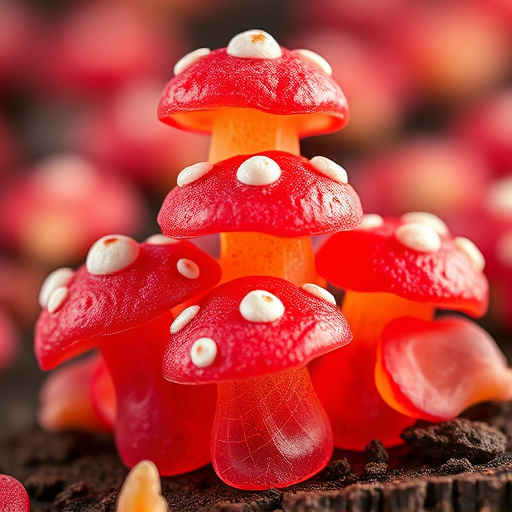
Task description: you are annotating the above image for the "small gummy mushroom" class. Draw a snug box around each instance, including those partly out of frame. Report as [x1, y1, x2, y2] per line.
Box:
[164, 276, 352, 490]
[0, 474, 30, 512]
[159, 29, 349, 162]
[35, 234, 221, 475]
[116, 460, 168, 512]
[376, 316, 512, 421]
[159, 151, 362, 285]
[312, 213, 491, 450]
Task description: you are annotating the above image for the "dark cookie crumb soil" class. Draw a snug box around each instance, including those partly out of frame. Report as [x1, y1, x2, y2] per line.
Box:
[2, 404, 512, 511]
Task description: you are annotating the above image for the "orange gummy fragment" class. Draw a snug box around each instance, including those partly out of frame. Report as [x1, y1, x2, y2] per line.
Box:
[376, 316, 512, 422]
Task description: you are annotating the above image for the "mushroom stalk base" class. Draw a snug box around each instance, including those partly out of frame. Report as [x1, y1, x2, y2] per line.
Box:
[310, 291, 434, 450]
[208, 108, 300, 163]
[97, 313, 216, 476]
[212, 366, 333, 490]
[220, 232, 322, 286]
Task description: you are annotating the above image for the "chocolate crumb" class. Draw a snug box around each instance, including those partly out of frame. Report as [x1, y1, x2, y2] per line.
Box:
[319, 458, 351, 481]
[365, 439, 388, 463]
[24, 474, 65, 501]
[439, 458, 473, 475]
[401, 418, 506, 463]
[362, 461, 388, 478]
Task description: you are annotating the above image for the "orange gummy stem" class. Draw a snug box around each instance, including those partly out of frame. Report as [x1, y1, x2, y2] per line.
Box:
[211, 366, 333, 490]
[208, 107, 320, 285]
[311, 291, 434, 450]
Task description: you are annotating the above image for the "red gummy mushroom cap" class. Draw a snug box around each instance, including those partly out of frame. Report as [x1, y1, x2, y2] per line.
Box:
[158, 151, 362, 238]
[316, 213, 489, 317]
[158, 30, 349, 137]
[163, 276, 352, 384]
[0, 474, 30, 512]
[35, 234, 221, 370]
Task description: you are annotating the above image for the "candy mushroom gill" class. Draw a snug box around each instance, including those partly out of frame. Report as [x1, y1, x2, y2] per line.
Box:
[163, 276, 352, 490]
[312, 213, 497, 450]
[159, 29, 348, 163]
[158, 151, 362, 285]
[35, 234, 220, 475]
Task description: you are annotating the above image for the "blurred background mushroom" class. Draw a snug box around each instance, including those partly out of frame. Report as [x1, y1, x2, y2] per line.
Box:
[0, 0, 511, 437]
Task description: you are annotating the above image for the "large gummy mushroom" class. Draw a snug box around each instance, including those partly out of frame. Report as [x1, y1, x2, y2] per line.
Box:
[163, 276, 352, 490]
[158, 151, 362, 285]
[311, 212, 510, 449]
[35, 234, 221, 475]
[158, 29, 349, 163]
[0, 474, 30, 512]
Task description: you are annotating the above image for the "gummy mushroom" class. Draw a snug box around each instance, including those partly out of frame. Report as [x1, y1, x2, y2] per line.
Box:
[311, 212, 495, 449]
[35, 234, 220, 475]
[158, 151, 362, 285]
[0, 474, 30, 512]
[159, 29, 349, 162]
[164, 276, 352, 490]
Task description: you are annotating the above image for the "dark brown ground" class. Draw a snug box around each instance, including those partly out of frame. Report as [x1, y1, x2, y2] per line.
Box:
[2, 405, 512, 512]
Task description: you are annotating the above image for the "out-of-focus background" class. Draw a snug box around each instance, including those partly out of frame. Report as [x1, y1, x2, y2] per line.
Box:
[0, 0, 511, 435]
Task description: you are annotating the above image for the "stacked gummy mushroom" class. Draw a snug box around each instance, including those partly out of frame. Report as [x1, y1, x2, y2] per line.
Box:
[28, 29, 512, 502]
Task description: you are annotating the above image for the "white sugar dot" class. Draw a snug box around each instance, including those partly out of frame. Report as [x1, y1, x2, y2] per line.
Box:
[86, 235, 140, 275]
[497, 231, 512, 268]
[227, 30, 282, 59]
[177, 162, 213, 187]
[401, 212, 450, 237]
[357, 214, 384, 230]
[173, 48, 210, 76]
[302, 283, 336, 305]
[310, 156, 348, 184]
[39, 267, 74, 308]
[293, 49, 332, 75]
[171, 305, 200, 334]
[177, 259, 200, 279]
[144, 234, 179, 245]
[395, 223, 442, 253]
[239, 290, 285, 323]
[236, 155, 281, 186]
[453, 237, 485, 271]
[47, 286, 69, 313]
[190, 338, 217, 368]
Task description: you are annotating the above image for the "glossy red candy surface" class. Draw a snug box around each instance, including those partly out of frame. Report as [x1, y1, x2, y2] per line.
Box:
[36, 240, 221, 370]
[164, 276, 351, 384]
[377, 316, 512, 421]
[158, 48, 348, 137]
[0, 475, 30, 512]
[316, 217, 488, 317]
[158, 151, 362, 239]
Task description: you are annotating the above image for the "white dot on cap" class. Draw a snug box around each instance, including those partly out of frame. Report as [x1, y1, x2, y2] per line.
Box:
[454, 237, 485, 271]
[177, 259, 200, 279]
[86, 235, 140, 275]
[227, 30, 282, 59]
[302, 283, 336, 305]
[310, 156, 348, 185]
[239, 290, 285, 323]
[177, 162, 213, 187]
[47, 286, 69, 313]
[173, 48, 210, 76]
[357, 214, 384, 230]
[486, 177, 512, 220]
[401, 212, 450, 237]
[497, 231, 512, 268]
[293, 49, 332, 75]
[190, 338, 217, 368]
[236, 156, 281, 186]
[171, 305, 200, 334]
[144, 234, 179, 245]
[395, 223, 442, 253]
[39, 267, 74, 308]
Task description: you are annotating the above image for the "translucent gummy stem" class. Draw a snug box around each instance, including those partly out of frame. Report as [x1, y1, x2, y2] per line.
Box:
[211, 366, 333, 490]
[97, 314, 215, 475]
